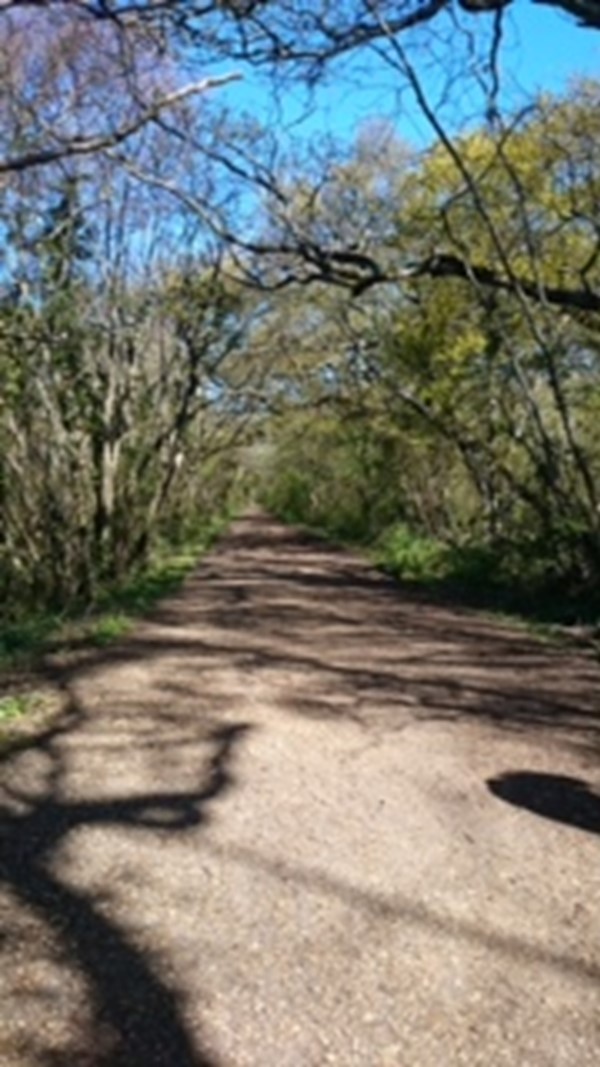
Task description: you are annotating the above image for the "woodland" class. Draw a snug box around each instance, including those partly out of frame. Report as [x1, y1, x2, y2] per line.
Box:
[1, 0, 600, 641]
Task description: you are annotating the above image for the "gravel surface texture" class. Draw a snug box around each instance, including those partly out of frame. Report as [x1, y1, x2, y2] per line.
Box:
[1, 513, 599, 1066]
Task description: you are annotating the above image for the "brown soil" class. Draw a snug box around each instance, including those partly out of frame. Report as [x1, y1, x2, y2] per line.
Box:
[1, 513, 599, 1066]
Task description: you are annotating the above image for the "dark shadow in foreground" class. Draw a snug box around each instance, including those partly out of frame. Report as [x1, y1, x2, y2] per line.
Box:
[0, 689, 250, 1067]
[487, 771, 600, 835]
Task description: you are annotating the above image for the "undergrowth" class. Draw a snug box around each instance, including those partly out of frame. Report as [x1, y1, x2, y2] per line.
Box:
[376, 524, 600, 632]
[0, 517, 227, 671]
[0, 693, 36, 724]
[269, 506, 599, 636]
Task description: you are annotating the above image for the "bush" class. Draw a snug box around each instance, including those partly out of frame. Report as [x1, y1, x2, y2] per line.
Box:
[444, 543, 502, 587]
[375, 524, 448, 581]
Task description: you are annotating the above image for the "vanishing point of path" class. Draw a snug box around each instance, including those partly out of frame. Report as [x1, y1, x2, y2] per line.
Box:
[1, 514, 599, 1066]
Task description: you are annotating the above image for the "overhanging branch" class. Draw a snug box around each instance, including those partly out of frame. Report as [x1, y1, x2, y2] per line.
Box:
[0, 74, 241, 175]
[402, 253, 600, 315]
[234, 238, 600, 315]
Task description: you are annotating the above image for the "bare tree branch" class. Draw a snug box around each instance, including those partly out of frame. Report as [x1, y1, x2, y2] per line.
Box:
[2, 1, 597, 53]
[400, 253, 600, 314]
[0, 74, 241, 174]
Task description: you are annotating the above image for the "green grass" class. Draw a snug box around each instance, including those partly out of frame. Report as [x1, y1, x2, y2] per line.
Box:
[373, 523, 599, 635]
[373, 523, 448, 581]
[0, 615, 63, 664]
[98, 545, 209, 616]
[275, 512, 599, 639]
[87, 613, 133, 647]
[0, 521, 227, 670]
[0, 693, 34, 724]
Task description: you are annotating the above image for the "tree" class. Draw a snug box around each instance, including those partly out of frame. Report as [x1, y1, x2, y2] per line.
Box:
[1, 1, 598, 177]
[0, 6, 240, 175]
[1, 0, 598, 616]
[0, 137, 263, 613]
[254, 89, 600, 590]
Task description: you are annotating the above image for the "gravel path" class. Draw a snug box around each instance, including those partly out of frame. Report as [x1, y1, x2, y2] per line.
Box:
[1, 513, 599, 1066]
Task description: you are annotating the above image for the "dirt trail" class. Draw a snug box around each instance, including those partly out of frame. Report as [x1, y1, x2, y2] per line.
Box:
[1, 513, 599, 1066]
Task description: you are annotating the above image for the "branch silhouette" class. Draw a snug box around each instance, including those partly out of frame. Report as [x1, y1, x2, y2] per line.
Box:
[0, 693, 250, 1066]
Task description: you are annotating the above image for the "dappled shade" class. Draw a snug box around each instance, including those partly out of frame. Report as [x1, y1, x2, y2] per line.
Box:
[2, 516, 600, 1064]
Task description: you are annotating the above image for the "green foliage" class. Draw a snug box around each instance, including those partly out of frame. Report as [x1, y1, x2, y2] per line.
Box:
[258, 82, 600, 628]
[88, 615, 132, 647]
[2, 62, 600, 641]
[0, 694, 34, 724]
[266, 473, 314, 528]
[0, 519, 227, 669]
[374, 524, 448, 580]
[0, 616, 63, 665]
[373, 528, 599, 626]
[0, 238, 247, 617]
[443, 543, 502, 587]
[99, 524, 224, 616]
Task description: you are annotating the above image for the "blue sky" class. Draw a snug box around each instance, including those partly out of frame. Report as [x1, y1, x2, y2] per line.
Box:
[507, 4, 599, 90]
[218, 5, 600, 148]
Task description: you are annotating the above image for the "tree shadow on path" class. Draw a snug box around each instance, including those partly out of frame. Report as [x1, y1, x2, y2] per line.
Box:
[0, 685, 250, 1066]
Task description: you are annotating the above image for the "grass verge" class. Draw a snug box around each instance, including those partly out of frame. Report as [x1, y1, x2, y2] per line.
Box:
[373, 527, 600, 650]
[0, 693, 35, 724]
[0, 520, 227, 673]
[0, 521, 228, 746]
[272, 511, 599, 645]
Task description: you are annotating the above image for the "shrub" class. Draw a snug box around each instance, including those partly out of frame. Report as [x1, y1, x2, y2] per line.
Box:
[375, 524, 448, 581]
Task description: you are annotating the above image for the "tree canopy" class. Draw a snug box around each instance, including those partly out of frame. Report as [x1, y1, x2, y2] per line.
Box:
[1, 0, 599, 623]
